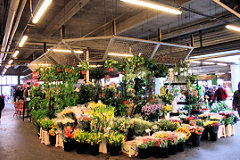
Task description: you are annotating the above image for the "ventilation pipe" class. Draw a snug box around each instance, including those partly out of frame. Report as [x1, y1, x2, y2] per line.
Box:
[0, 0, 20, 63]
[4, 0, 27, 61]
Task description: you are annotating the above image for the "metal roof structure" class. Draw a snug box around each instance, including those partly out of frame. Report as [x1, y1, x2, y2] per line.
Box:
[28, 35, 193, 71]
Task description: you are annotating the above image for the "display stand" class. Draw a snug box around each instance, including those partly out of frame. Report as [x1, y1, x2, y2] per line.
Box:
[41, 130, 50, 145]
[55, 134, 64, 148]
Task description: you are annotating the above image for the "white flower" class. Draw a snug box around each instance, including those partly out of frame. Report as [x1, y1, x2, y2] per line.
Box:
[145, 128, 151, 133]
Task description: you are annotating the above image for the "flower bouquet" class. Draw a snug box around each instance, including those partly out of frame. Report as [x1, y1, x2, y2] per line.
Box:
[141, 103, 162, 121]
[62, 126, 75, 151]
[189, 126, 204, 147]
[111, 117, 131, 135]
[105, 132, 125, 156]
[49, 125, 56, 146]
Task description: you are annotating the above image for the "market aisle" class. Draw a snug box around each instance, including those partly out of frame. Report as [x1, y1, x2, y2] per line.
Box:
[0, 104, 240, 160]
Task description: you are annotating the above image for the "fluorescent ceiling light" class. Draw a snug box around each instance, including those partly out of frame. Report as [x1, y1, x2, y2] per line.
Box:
[190, 50, 240, 59]
[226, 25, 240, 32]
[13, 50, 19, 58]
[32, 0, 52, 24]
[203, 62, 215, 65]
[191, 61, 201, 64]
[8, 60, 13, 65]
[6, 65, 11, 68]
[216, 73, 225, 75]
[19, 35, 28, 47]
[217, 63, 228, 66]
[108, 52, 134, 57]
[48, 49, 83, 54]
[121, 0, 182, 15]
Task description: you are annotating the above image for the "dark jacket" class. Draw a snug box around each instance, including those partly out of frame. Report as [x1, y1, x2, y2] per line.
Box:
[0, 97, 5, 111]
[233, 90, 240, 109]
[205, 90, 214, 101]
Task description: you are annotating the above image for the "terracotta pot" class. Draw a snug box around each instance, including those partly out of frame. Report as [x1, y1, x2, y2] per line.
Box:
[82, 70, 86, 75]
[57, 67, 61, 72]
[65, 68, 70, 73]
[109, 68, 114, 72]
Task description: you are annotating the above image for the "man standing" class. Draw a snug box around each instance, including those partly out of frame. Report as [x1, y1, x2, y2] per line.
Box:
[233, 82, 240, 115]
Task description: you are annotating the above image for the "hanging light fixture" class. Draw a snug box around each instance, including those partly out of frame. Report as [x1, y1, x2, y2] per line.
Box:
[47, 49, 83, 54]
[32, 0, 52, 24]
[19, 35, 28, 47]
[121, 0, 182, 15]
[225, 25, 240, 32]
[108, 52, 134, 57]
[13, 50, 19, 58]
[8, 59, 13, 65]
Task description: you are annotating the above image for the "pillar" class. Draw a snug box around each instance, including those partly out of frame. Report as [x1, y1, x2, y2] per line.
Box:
[86, 50, 89, 82]
[231, 64, 240, 91]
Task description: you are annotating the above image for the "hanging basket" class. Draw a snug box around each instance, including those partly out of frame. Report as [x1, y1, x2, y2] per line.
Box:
[57, 67, 62, 73]
[82, 70, 86, 75]
[65, 68, 70, 73]
[109, 68, 114, 72]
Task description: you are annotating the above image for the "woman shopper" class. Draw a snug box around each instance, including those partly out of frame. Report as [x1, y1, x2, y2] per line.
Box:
[233, 82, 240, 116]
[211, 85, 228, 102]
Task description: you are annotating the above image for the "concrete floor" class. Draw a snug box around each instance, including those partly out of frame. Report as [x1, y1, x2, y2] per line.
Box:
[0, 104, 240, 160]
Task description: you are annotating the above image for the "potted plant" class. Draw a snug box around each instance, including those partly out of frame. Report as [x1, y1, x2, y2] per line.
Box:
[86, 132, 103, 155]
[49, 125, 57, 146]
[79, 61, 90, 75]
[154, 64, 169, 78]
[158, 138, 169, 158]
[175, 132, 186, 152]
[141, 103, 162, 122]
[65, 67, 71, 73]
[105, 132, 125, 156]
[104, 59, 118, 72]
[40, 118, 55, 145]
[74, 129, 88, 154]
[137, 142, 149, 159]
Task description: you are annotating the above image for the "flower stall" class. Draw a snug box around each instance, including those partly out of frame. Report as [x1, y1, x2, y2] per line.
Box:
[26, 56, 238, 159]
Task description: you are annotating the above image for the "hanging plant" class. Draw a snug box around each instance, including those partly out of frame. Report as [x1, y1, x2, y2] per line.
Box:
[57, 67, 62, 73]
[104, 59, 118, 72]
[79, 61, 90, 75]
[154, 64, 169, 78]
[65, 68, 70, 73]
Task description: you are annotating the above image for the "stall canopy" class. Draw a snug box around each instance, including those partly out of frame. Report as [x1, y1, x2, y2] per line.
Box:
[28, 36, 194, 71]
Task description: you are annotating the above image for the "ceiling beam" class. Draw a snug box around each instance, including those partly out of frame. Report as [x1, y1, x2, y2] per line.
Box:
[43, 0, 90, 36]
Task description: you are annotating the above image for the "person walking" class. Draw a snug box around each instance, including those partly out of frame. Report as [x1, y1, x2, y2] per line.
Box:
[0, 95, 5, 120]
[211, 85, 228, 102]
[233, 82, 240, 115]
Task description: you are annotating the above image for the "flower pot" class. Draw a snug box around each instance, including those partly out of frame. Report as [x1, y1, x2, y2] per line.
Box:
[138, 147, 149, 159]
[177, 142, 185, 152]
[209, 132, 218, 141]
[191, 134, 201, 147]
[76, 142, 87, 154]
[169, 144, 177, 155]
[49, 135, 56, 146]
[65, 68, 70, 73]
[89, 144, 99, 155]
[64, 141, 74, 152]
[156, 147, 169, 158]
[57, 67, 61, 72]
[82, 70, 86, 75]
[109, 68, 114, 72]
[201, 128, 209, 140]
[109, 145, 121, 156]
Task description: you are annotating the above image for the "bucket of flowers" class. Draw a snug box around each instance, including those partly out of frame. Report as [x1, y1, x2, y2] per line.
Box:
[167, 132, 178, 155]
[141, 103, 162, 122]
[62, 126, 75, 151]
[175, 132, 186, 152]
[74, 129, 89, 154]
[136, 138, 149, 159]
[189, 126, 204, 147]
[105, 132, 125, 156]
[86, 132, 103, 155]
[49, 125, 57, 146]
[204, 121, 221, 141]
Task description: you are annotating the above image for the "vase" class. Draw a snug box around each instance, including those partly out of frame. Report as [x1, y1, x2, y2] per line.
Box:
[109, 145, 121, 156]
[201, 128, 209, 140]
[64, 141, 74, 152]
[209, 132, 218, 141]
[89, 144, 100, 155]
[177, 142, 185, 152]
[138, 148, 149, 159]
[169, 144, 177, 155]
[49, 135, 56, 146]
[156, 147, 169, 158]
[191, 134, 201, 147]
[76, 142, 87, 154]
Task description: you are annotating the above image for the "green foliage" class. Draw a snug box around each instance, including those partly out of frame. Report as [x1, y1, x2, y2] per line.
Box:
[31, 109, 50, 121]
[104, 59, 118, 68]
[210, 101, 228, 113]
[40, 119, 54, 131]
[79, 62, 90, 71]
[130, 118, 152, 136]
[153, 120, 178, 131]
[77, 84, 98, 104]
[90, 67, 105, 84]
[154, 64, 169, 78]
